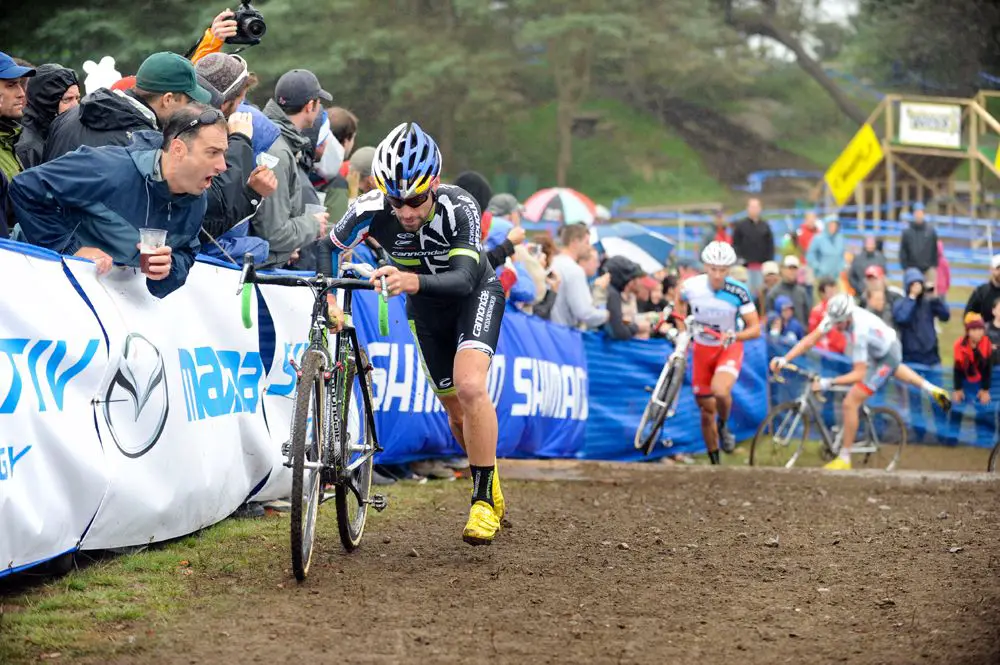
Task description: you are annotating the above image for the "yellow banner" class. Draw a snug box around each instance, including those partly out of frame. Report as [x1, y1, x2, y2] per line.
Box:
[824, 124, 884, 206]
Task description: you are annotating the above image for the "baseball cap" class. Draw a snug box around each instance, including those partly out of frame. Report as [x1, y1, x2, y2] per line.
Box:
[775, 295, 794, 312]
[487, 193, 522, 217]
[0, 52, 35, 79]
[761, 260, 779, 276]
[782, 255, 800, 268]
[275, 69, 332, 108]
[992, 253, 1000, 270]
[348, 146, 376, 177]
[135, 52, 211, 105]
[865, 265, 884, 279]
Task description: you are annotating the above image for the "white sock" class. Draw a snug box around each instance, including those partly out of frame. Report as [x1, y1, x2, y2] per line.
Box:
[920, 379, 936, 394]
[839, 449, 851, 462]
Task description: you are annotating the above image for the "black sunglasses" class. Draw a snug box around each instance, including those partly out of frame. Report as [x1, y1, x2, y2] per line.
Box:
[174, 109, 226, 141]
[387, 190, 432, 209]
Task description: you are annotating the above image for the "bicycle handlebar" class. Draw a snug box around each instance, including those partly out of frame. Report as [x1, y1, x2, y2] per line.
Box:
[237, 253, 390, 335]
[774, 362, 820, 382]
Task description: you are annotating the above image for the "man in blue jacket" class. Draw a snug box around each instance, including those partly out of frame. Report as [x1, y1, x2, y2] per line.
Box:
[806, 214, 845, 282]
[892, 267, 952, 442]
[893, 267, 950, 366]
[10, 104, 228, 298]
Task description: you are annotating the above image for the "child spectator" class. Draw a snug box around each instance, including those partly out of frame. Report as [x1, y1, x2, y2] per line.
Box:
[953, 313, 992, 406]
[768, 295, 806, 344]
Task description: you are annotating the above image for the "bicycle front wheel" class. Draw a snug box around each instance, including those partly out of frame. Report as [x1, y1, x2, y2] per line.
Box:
[856, 406, 907, 471]
[335, 347, 375, 551]
[989, 441, 1000, 472]
[290, 350, 325, 582]
[634, 358, 682, 456]
[750, 401, 811, 468]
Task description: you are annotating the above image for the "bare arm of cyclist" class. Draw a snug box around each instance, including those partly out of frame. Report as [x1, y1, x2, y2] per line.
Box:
[736, 309, 761, 342]
[771, 325, 826, 372]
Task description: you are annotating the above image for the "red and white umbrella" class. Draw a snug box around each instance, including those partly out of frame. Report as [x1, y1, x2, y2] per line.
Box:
[522, 188, 598, 226]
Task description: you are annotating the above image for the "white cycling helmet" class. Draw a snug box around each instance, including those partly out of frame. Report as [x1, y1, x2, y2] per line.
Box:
[372, 122, 442, 200]
[826, 293, 855, 323]
[701, 240, 737, 267]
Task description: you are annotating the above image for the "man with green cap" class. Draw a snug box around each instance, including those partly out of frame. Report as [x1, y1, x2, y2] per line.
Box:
[44, 52, 211, 162]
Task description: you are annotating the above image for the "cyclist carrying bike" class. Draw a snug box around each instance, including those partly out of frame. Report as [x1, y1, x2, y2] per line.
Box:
[676, 241, 761, 464]
[322, 122, 506, 545]
[770, 293, 952, 470]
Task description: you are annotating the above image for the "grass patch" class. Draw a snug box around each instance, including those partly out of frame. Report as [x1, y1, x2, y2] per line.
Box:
[488, 98, 726, 207]
[0, 483, 445, 664]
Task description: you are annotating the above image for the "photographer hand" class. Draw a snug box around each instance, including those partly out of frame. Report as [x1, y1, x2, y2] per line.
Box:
[211, 9, 239, 41]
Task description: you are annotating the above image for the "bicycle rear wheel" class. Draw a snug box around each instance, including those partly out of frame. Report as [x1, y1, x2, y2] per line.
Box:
[635, 358, 683, 456]
[290, 350, 325, 582]
[856, 406, 907, 471]
[750, 401, 811, 468]
[989, 441, 999, 472]
[335, 347, 375, 551]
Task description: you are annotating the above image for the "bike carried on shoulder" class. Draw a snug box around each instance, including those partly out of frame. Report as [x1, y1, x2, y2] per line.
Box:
[237, 250, 392, 581]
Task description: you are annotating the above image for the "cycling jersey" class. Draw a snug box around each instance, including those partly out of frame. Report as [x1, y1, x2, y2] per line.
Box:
[324, 184, 492, 298]
[820, 306, 898, 365]
[322, 184, 505, 392]
[680, 274, 756, 347]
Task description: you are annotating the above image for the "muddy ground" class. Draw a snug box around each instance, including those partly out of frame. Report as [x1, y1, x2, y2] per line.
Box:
[86, 464, 1000, 665]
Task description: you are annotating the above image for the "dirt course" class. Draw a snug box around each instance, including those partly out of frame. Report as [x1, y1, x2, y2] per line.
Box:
[88, 463, 1000, 665]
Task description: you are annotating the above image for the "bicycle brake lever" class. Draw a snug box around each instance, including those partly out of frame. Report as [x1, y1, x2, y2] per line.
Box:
[237, 252, 254, 295]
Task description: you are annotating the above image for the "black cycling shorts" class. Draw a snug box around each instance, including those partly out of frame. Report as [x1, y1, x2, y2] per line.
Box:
[407, 279, 505, 396]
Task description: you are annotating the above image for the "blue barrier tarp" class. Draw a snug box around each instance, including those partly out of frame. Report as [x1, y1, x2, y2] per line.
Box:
[581, 334, 769, 460]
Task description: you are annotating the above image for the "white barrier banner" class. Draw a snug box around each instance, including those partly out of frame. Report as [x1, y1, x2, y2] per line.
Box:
[0, 248, 109, 572]
[898, 102, 962, 149]
[251, 283, 312, 502]
[66, 261, 275, 549]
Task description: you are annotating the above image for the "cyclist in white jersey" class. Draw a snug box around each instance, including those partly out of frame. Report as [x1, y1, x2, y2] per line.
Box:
[676, 241, 761, 464]
[771, 294, 952, 470]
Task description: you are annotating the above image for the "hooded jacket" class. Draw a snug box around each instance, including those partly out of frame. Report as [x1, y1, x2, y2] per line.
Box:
[15, 64, 78, 170]
[604, 255, 643, 340]
[251, 100, 320, 267]
[10, 130, 204, 298]
[765, 279, 811, 327]
[43, 88, 158, 163]
[806, 226, 845, 280]
[847, 249, 887, 295]
[892, 267, 951, 365]
[899, 221, 939, 272]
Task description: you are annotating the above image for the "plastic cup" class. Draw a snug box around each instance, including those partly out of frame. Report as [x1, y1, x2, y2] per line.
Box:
[139, 228, 167, 273]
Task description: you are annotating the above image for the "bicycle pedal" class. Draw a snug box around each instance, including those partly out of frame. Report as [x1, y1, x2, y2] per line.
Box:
[368, 494, 388, 512]
[281, 440, 291, 456]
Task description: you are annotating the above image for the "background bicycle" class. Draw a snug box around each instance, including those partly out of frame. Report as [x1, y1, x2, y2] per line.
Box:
[750, 363, 908, 470]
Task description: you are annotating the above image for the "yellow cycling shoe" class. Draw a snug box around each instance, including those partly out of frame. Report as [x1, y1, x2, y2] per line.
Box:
[492, 468, 505, 524]
[824, 457, 852, 471]
[462, 501, 500, 546]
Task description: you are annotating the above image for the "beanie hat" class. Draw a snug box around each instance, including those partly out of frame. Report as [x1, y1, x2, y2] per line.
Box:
[196, 53, 248, 103]
[965, 312, 986, 331]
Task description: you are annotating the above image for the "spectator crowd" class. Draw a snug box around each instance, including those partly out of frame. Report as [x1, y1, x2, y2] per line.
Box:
[0, 16, 997, 483]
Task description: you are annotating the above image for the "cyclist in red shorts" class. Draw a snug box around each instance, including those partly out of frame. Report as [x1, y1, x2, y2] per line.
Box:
[675, 241, 761, 463]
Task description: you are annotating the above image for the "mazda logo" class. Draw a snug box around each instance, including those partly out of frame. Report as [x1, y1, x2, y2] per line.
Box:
[102, 333, 169, 458]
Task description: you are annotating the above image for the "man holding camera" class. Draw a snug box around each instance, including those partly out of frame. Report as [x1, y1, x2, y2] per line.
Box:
[252, 69, 331, 268]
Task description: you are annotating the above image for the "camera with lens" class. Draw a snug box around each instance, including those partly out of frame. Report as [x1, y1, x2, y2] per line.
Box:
[226, 0, 266, 46]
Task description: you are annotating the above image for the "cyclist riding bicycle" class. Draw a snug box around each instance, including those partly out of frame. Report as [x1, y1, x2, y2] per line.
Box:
[676, 241, 761, 464]
[770, 293, 952, 470]
[321, 122, 506, 545]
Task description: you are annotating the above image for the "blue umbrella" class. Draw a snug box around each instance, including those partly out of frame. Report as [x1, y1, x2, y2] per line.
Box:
[590, 222, 675, 273]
